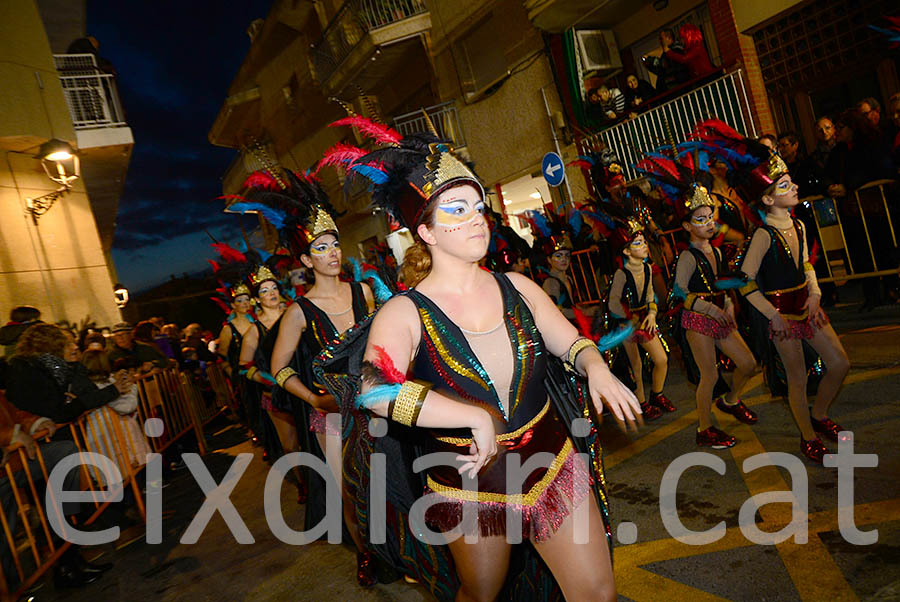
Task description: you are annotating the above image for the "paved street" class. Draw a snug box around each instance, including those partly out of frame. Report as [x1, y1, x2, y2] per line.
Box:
[51, 301, 900, 602]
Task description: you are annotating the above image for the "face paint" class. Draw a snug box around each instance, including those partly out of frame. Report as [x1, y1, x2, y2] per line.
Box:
[690, 211, 714, 227]
[773, 178, 796, 195]
[435, 199, 485, 232]
[310, 240, 340, 256]
[630, 235, 647, 251]
[258, 282, 278, 297]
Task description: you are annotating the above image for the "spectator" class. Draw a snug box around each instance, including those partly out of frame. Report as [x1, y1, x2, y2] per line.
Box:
[183, 323, 216, 362]
[0, 306, 42, 358]
[665, 23, 715, 80]
[623, 74, 655, 110]
[887, 92, 900, 171]
[642, 28, 690, 93]
[826, 109, 893, 195]
[758, 133, 777, 150]
[810, 116, 837, 174]
[108, 322, 169, 373]
[5, 324, 131, 422]
[856, 97, 881, 128]
[777, 130, 819, 195]
[83, 331, 107, 351]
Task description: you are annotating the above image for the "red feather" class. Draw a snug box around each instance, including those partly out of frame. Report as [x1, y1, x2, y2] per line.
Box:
[316, 143, 368, 174]
[573, 308, 596, 342]
[243, 171, 282, 191]
[372, 345, 406, 384]
[208, 259, 220, 273]
[694, 119, 744, 144]
[330, 116, 402, 145]
[568, 159, 593, 170]
[808, 239, 821, 267]
[211, 242, 247, 264]
[637, 156, 681, 182]
[210, 297, 231, 315]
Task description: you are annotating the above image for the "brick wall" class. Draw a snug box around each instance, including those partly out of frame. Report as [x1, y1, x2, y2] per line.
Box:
[707, 0, 776, 135]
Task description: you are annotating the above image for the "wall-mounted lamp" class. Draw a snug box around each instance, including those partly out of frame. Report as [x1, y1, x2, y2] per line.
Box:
[114, 283, 129, 308]
[25, 139, 80, 224]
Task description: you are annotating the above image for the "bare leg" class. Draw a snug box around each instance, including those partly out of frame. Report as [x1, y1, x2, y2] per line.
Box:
[531, 493, 616, 602]
[641, 336, 668, 393]
[447, 535, 512, 602]
[772, 337, 816, 439]
[686, 330, 718, 430]
[623, 340, 645, 403]
[806, 324, 850, 419]
[715, 332, 757, 403]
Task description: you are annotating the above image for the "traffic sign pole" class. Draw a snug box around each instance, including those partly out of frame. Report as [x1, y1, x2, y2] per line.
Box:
[541, 86, 574, 207]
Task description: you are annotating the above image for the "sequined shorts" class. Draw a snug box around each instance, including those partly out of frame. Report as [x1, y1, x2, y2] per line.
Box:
[768, 312, 830, 341]
[309, 408, 340, 436]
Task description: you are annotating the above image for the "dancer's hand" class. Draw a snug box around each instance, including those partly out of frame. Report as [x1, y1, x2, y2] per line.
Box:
[457, 410, 497, 479]
[804, 293, 825, 328]
[709, 306, 733, 327]
[584, 356, 642, 432]
[310, 393, 339, 414]
[640, 314, 657, 335]
[770, 312, 790, 340]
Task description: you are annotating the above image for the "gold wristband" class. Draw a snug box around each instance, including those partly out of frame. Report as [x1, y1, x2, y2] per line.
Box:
[739, 281, 758, 296]
[392, 381, 430, 426]
[565, 337, 596, 371]
[246, 366, 259, 381]
[648, 302, 658, 313]
[803, 261, 814, 272]
[275, 367, 298, 388]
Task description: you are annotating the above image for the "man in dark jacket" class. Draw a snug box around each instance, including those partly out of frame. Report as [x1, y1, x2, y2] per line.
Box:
[642, 29, 690, 93]
[0, 306, 41, 358]
[108, 322, 169, 372]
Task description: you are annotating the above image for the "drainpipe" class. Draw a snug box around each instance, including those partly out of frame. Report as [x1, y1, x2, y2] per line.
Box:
[541, 86, 574, 207]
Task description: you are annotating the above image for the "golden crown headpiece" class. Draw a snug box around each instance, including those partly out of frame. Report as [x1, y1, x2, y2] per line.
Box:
[551, 232, 574, 253]
[250, 265, 278, 287]
[232, 283, 251, 299]
[684, 182, 715, 214]
[304, 204, 338, 244]
[625, 218, 644, 238]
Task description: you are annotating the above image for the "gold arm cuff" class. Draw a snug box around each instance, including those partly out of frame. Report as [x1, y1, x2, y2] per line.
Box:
[739, 281, 758, 296]
[803, 261, 814, 272]
[392, 381, 431, 426]
[565, 337, 596, 371]
[684, 293, 698, 310]
[246, 366, 259, 381]
[648, 302, 658, 313]
[275, 367, 298, 388]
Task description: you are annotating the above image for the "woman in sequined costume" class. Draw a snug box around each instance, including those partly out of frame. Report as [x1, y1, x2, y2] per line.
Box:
[343, 123, 641, 601]
[215, 285, 254, 427]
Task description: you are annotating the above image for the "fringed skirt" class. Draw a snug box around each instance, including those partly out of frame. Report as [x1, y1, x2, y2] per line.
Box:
[681, 309, 733, 340]
[423, 402, 591, 543]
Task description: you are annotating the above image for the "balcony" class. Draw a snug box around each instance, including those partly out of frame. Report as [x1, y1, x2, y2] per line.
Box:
[578, 69, 757, 182]
[392, 101, 466, 148]
[53, 53, 134, 252]
[310, 0, 431, 96]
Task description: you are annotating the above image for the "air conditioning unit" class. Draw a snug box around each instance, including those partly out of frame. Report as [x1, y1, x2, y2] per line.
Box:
[575, 30, 622, 74]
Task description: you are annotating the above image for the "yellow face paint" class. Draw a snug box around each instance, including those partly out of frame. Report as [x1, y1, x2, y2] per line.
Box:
[435, 199, 486, 232]
[690, 210, 714, 226]
[310, 240, 340, 256]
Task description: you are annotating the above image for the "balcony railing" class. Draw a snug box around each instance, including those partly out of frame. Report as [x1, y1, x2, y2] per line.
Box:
[311, 0, 427, 85]
[579, 69, 756, 182]
[53, 54, 126, 130]
[393, 101, 466, 147]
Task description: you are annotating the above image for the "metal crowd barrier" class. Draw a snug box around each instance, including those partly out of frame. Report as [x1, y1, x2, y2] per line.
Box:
[0, 366, 235, 599]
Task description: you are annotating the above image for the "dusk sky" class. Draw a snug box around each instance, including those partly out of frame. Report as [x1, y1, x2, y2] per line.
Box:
[89, 0, 271, 292]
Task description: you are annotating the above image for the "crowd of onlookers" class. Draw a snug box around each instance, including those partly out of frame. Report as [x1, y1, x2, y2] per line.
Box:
[0, 306, 224, 592]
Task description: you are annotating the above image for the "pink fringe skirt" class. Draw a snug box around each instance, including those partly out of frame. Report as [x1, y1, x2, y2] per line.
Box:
[681, 310, 733, 340]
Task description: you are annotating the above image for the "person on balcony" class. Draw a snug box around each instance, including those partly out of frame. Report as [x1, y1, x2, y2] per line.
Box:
[623, 74, 656, 113]
[664, 24, 715, 81]
[642, 28, 690, 93]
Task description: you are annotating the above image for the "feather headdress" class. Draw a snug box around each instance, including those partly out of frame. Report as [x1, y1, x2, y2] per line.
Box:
[635, 140, 714, 221]
[320, 116, 483, 230]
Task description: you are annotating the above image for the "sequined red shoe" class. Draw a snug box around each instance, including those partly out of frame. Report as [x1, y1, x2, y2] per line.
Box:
[801, 437, 829, 464]
[649, 392, 676, 412]
[357, 551, 376, 587]
[715, 397, 758, 424]
[640, 401, 663, 421]
[810, 414, 845, 442]
[696, 426, 736, 449]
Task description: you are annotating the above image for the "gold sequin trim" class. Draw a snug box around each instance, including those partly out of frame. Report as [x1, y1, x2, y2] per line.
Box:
[426, 438, 573, 505]
[435, 402, 549, 445]
[418, 308, 491, 392]
[565, 337, 595, 371]
[392, 381, 430, 426]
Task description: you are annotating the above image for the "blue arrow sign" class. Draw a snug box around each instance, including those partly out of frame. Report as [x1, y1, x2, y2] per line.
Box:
[542, 152, 565, 187]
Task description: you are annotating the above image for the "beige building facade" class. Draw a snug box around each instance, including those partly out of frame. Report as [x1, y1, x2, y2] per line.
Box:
[0, 0, 132, 328]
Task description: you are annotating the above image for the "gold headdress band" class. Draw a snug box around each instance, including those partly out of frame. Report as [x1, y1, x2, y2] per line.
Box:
[625, 218, 644, 238]
[232, 283, 251, 299]
[552, 232, 574, 253]
[420, 143, 481, 200]
[304, 204, 338, 244]
[684, 182, 715, 214]
[251, 265, 278, 287]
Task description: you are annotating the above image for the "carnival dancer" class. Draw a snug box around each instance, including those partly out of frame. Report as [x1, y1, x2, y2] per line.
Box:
[697, 120, 850, 463]
[639, 150, 758, 449]
[214, 282, 254, 422]
[541, 230, 577, 320]
[225, 163, 378, 585]
[608, 218, 676, 420]
[337, 123, 640, 601]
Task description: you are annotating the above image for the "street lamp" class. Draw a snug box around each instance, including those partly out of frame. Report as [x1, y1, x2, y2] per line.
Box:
[114, 283, 129, 308]
[25, 139, 81, 224]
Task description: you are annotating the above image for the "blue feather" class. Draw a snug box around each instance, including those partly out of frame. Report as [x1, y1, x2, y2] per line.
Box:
[348, 257, 364, 282]
[869, 25, 900, 44]
[284, 287, 297, 301]
[715, 277, 747, 290]
[227, 202, 286, 230]
[568, 209, 583, 234]
[355, 384, 402, 410]
[671, 282, 688, 301]
[582, 209, 615, 230]
[527, 211, 552, 237]
[349, 164, 389, 185]
[257, 248, 271, 261]
[576, 155, 595, 165]
[596, 324, 634, 352]
[236, 239, 248, 253]
[361, 270, 393, 304]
